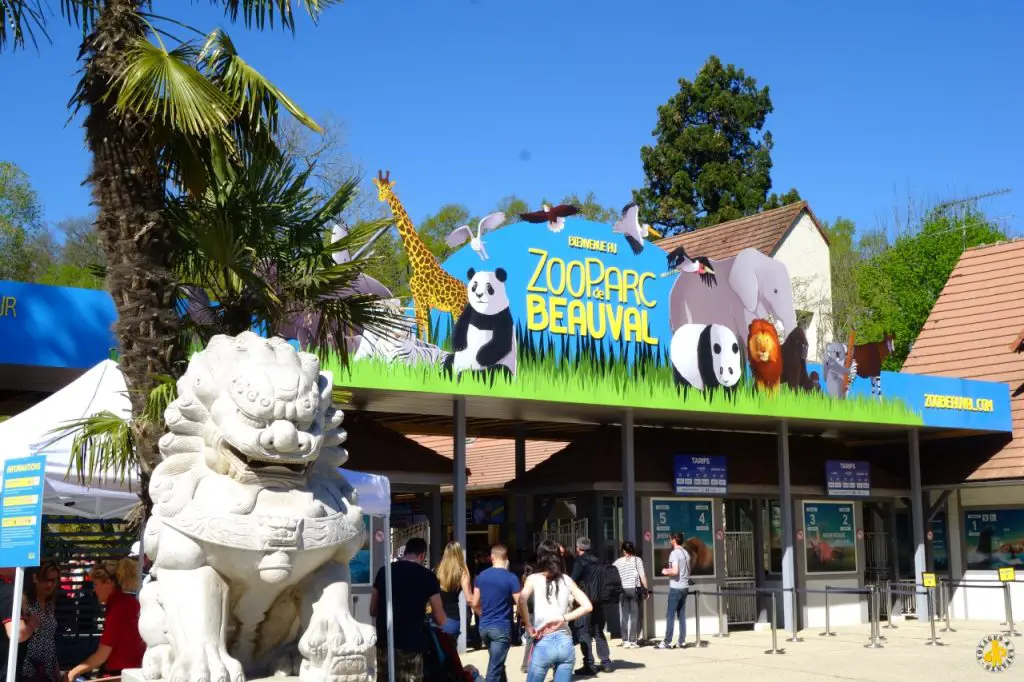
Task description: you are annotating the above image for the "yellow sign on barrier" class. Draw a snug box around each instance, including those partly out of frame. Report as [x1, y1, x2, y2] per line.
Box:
[999, 567, 1016, 583]
[923, 572, 937, 588]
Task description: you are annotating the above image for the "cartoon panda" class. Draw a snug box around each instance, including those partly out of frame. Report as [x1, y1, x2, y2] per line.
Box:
[669, 323, 742, 393]
[444, 267, 517, 381]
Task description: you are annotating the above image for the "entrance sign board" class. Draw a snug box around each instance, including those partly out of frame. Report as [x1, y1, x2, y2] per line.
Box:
[964, 508, 1024, 571]
[825, 460, 870, 497]
[803, 501, 857, 574]
[673, 455, 727, 496]
[651, 498, 715, 577]
[0, 454, 46, 567]
[929, 512, 948, 572]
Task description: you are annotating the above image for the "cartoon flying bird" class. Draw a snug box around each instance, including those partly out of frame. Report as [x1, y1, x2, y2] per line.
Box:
[445, 211, 506, 261]
[612, 202, 662, 255]
[519, 203, 579, 233]
[662, 246, 717, 288]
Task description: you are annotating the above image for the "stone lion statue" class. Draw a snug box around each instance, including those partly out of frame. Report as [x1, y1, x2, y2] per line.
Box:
[138, 332, 375, 682]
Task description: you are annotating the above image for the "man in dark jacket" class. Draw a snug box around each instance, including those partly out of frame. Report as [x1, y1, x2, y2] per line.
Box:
[571, 537, 611, 675]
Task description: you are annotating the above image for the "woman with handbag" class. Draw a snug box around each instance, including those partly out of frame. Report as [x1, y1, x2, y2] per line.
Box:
[612, 541, 649, 648]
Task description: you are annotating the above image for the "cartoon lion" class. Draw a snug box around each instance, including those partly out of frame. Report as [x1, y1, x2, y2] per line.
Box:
[748, 319, 783, 392]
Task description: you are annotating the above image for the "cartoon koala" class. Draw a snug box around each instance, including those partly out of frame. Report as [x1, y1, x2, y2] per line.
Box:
[823, 341, 857, 399]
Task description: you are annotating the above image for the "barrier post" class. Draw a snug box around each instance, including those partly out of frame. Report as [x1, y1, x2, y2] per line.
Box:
[713, 590, 729, 638]
[693, 589, 707, 648]
[939, 580, 955, 633]
[924, 587, 943, 647]
[1004, 583, 1020, 637]
[864, 585, 883, 649]
[786, 588, 803, 643]
[764, 590, 785, 655]
[882, 582, 897, 630]
[819, 585, 836, 637]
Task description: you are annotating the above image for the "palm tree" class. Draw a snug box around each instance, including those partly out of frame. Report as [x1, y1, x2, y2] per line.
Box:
[3, 1, 341, 483]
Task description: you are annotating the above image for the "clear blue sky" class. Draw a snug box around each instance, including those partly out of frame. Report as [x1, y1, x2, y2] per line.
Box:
[3, 0, 1022, 237]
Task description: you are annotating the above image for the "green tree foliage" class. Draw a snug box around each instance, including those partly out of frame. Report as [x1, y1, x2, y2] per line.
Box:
[0, 160, 43, 280]
[855, 208, 1007, 370]
[636, 55, 796, 234]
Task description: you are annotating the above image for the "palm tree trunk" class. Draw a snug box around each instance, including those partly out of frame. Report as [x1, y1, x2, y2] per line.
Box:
[80, 0, 185, 490]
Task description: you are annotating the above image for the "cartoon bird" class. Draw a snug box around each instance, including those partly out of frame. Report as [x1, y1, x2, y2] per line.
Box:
[662, 246, 717, 288]
[519, 203, 579, 233]
[446, 211, 506, 261]
[612, 202, 662, 255]
[748, 319, 783, 392]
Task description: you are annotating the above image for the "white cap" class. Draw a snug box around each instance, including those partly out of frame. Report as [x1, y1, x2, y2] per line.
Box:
[129, 541, 141, 558]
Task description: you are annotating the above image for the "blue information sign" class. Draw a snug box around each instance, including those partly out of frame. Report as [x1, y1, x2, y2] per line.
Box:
[825, 460, 870, 497]
[0, 454, 46, 568]
[673, 455, 727, 496]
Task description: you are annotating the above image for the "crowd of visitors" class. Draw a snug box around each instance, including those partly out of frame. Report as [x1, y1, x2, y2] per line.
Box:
[0, 555, 144, 682]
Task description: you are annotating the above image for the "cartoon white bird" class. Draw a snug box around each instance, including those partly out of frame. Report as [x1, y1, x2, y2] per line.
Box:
[446, 211, 506, 261]
[612, 202, 662, 255]
[662, 246, 717, 288]
[519, 203, 579, 233]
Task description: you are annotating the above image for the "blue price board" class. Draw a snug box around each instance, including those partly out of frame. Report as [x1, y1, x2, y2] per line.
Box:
[0, 454, 46, 568]
[825, 460, 870, 497]
[673, 455, 727, 496]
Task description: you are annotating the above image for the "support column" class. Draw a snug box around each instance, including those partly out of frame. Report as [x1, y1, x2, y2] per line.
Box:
[453, 398, 468, 652]
[622, 410, 637, 543]
[777, 421, 795, 632]
[909, 429, 928, 616]
[430, 486, 444, 565]
[752, 498, 766, 590]
[515, 426, 527, 557]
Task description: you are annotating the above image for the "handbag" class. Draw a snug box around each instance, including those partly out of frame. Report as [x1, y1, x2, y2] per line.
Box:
[633, 558, 650, 600]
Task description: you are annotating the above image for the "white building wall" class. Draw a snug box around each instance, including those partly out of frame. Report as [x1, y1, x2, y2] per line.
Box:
[938, 486, 1024, 623]
[772, 213, 832, 363]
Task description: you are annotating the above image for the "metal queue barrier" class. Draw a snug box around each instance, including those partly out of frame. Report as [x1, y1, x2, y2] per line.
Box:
[933, 577, 1021, 638]
[649, 584, 883, 655]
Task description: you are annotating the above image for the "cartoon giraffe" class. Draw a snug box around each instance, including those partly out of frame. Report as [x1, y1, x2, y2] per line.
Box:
[374, 170, 468, 342]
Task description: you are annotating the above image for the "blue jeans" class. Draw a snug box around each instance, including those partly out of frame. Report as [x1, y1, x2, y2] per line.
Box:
[665, 587, 689, 645]
[441, 618, 461, 639]
[480, 626, 511, 682]
[526, 630, 574, 682]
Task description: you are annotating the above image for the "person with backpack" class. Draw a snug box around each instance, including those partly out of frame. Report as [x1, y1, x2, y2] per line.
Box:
[656, 532, 691, 649]
[570, 537, 619, 675]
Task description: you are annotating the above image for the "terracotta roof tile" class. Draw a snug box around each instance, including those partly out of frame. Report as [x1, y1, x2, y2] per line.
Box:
[410, 435, 567, 490]
[654, 201, 821, 260]
[903, 239, 1024, 481]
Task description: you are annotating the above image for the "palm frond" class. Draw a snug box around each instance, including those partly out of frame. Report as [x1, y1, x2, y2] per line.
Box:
[201, 28, 321, 134]
[0, 0, 49, 52]
[219, 0, 344, 32]
[114, 37, 239, 139]
[59, 0, 98, 37]
[141, 374, 178, 423]
[57, 411, 136, 488]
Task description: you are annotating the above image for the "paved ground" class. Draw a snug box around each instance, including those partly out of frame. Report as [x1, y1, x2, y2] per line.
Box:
[460, 618, 1020, 681]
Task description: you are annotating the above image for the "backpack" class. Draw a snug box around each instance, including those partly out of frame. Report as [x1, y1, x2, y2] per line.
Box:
[583, 559, 623, 605]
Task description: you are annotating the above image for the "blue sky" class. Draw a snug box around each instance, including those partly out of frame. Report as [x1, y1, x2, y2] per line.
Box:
[3, 0, 1022, 238]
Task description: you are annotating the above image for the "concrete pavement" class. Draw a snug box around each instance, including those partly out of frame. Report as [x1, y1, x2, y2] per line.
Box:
[460, 619, 1019, 681]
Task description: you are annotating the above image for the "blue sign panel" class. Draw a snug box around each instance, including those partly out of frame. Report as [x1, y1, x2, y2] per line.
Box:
[0, 454, 47, 568]
[825, 460, 870, 497]
[673, 455, 727, 496]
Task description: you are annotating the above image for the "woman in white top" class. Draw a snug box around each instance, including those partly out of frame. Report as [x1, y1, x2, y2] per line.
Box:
[612, 540, 649, 647]
[518, 540, 592, 682]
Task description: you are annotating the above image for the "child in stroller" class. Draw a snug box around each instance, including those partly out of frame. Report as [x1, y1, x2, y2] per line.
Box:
[422, 618, 480, 682]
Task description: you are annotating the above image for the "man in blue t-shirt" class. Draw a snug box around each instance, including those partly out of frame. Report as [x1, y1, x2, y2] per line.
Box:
[471, 544, 521, 682]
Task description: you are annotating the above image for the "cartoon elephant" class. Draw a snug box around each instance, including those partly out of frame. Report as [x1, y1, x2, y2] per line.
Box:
[668, 247, 798, 349]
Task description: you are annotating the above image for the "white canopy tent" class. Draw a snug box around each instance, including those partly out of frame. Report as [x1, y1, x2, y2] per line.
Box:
[0, 359, 139, 519]
[340, 469, 397, 682]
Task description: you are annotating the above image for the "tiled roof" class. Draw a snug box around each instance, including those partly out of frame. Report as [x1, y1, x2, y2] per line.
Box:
[654, 201, 824, 260]
[343, 420, 464, 477]
[903, 239, 1024, 480]
[410, 435, 567, 490]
